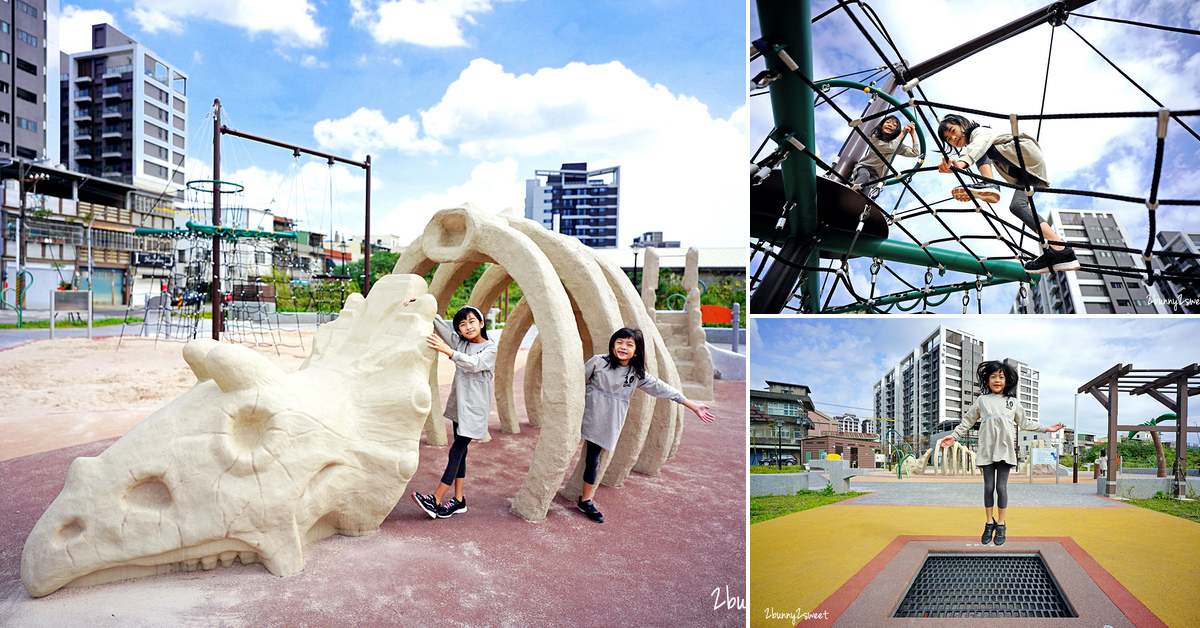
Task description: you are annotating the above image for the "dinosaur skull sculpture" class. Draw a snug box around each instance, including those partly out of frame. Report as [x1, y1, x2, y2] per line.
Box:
[21, 274, 437, 597]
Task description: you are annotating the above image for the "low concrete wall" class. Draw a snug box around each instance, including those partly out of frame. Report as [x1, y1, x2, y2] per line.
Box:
[704, 327, 746, 349]
[1096, 476, 1200, 499]
[750, 473, 810, 497]
[1123, 468, 1200, 477]
[707, 342, 745, 380]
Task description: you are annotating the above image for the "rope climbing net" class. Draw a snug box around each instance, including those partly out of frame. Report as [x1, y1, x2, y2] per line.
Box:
[749, 0, 1200, 314]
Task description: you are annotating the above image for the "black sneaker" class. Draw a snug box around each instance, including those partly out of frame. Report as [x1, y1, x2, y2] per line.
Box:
[577, 499, 605, 523]
[981, 520, 996, 545]
[437, 497, 466, 518]
[1023, 252, 1052, 274]
[993, 523, 1007, 546]
[411, 492, 439, 519]
[953, 182, 1001, 203]
[1048, 247, 1080, 271]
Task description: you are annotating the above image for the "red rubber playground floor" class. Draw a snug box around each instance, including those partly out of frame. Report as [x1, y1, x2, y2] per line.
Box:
[0, 379, 748, 627]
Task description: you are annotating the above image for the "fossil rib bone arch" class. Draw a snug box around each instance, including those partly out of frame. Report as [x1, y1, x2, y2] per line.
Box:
[394, 204, 687, 519]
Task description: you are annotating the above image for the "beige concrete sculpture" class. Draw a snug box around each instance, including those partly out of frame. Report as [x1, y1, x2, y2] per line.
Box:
[394, 205, 687, 514]
[901, 447, 935, 477]
[21, 274, 438, 597]
[933, 441, 979, 476]
[637, 248, 714, 401]
[21, 205, 693, 597]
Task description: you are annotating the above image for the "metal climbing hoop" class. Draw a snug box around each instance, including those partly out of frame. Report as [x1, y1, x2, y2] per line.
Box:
[813, 79, 928, 186]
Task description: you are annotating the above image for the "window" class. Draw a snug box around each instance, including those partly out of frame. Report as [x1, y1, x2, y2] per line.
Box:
[1135, 299, 1148, 307]
[143, 140, 168, 160]
[172, 133, 185, 149]
[15, 58, 35, 75]
[0, 112, 8, 124]
[16, 87, 36, 103]
[0, 21, 8, 34]
[1116, 300, 1131, 307]
[143, 160, 168, 179]
[144, 101, 170, 122]
[16, 29, 37, 48]
[1110, 282, 1123, 289]
[15, 0, 36, 17]
[16, 117, 36, 132]
[144, 121, 169, 141]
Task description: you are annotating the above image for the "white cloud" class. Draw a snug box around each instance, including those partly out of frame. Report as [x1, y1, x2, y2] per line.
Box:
[60, 6, 119, 54]
[313, 107, 444, 158]
[128, 0, 324, 47]
[418, 59, 746, 246]
[375, 158, 525, 243]
[299, 54, 328, 69]
[315, 59, 746, 247]
[351, 0, 518, 47]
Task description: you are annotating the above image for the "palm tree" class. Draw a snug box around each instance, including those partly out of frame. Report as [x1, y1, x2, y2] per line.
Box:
[1127, 413, 1175, 478]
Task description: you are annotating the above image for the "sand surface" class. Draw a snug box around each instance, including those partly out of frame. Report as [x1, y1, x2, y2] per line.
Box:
[0, 333, 480, 462]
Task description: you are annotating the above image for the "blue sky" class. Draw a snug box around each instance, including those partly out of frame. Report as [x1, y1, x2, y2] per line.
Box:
[749, 317, 1200, 446]
[61, 0, 746, 247]
[749, 0, 1200, 312]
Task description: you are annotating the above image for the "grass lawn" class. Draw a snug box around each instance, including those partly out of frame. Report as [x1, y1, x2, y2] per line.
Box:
[1127, 495, 1200, 524]
[0, 317, 143, 329]
[751, 489, 867, 524]
[750, 465, 804, 474]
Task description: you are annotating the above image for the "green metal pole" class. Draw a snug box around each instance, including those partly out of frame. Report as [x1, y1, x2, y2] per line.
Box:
[753, 0, 820, 313]
[819, 233, 1034, 283]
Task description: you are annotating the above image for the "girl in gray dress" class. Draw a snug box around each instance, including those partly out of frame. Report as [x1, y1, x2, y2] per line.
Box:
[939, 360, 1063, 546]
[575, 328, 715, 523]
[937, 113, 1079, 274]
[410, 305, 497, 519]
[851, 115, 919, 198]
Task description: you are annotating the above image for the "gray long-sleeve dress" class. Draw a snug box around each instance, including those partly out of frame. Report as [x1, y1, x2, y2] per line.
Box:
[956, 125, 1050, 189]
[433, 316, 497, 440]
[855, 134, 921, 179]
[580, 355, 687, 451]
[951, 393, 1047, 468]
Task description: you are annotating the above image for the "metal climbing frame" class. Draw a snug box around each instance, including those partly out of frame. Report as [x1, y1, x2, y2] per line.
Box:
[750, 0, 1200, 313]
[1077, 363, 1200, 497]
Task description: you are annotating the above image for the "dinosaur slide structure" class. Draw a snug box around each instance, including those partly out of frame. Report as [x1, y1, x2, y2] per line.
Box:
[21, 205, 691, 597]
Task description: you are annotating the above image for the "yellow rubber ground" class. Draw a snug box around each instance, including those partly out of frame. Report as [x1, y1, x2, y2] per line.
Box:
[750, 503, 1200, 627]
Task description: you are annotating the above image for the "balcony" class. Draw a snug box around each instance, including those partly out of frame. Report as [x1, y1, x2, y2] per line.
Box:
[102, 106, 124, 118]
[102, 86, 124, 100]
[102, 127, 124, 138]
[74, 150, 93, 161]
[72, 90, 91, 101]
[73, 129, 93, 141]
[101, 148, 124, 159]
[73, 109, 92, 121]
[74, 74, 92, 84]
[103, 64, 134, 78]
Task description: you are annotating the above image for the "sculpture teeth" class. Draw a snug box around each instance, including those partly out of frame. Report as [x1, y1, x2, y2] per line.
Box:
[173, 551, 259, 573]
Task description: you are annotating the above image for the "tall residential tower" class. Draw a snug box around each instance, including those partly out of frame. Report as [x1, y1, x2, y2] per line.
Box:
[60, 24, 187, 193]
[525, 162, 619, 248]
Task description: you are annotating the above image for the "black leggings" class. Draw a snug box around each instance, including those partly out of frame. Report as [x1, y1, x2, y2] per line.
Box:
[1006, 171, 1044, 236]
[981, 463, 1011, 509]
[582, 440, 604, 485]
[439, 423, 472, 486]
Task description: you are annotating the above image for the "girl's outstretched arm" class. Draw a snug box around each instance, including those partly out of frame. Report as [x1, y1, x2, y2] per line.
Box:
[682, 399, 715, 423]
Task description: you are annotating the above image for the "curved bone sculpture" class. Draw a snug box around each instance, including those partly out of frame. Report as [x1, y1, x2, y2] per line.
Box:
[21, 274, 438, 597]
[933, 441, 979, 476]
[901, 447, 935, 477]
[393, 205, 686, 518]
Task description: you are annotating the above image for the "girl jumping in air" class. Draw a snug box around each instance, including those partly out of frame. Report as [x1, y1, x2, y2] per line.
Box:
[409, 304, 497, 519]
[939, 360, 1064, 546]
[575, 328, 715, 523]
[937, 113, 1079, 274]
[851, 115, 920, 198]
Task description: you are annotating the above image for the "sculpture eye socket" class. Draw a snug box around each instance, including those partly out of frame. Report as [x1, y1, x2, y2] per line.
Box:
[125, 478, 172, 510]
[56, 518, 85, 544]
